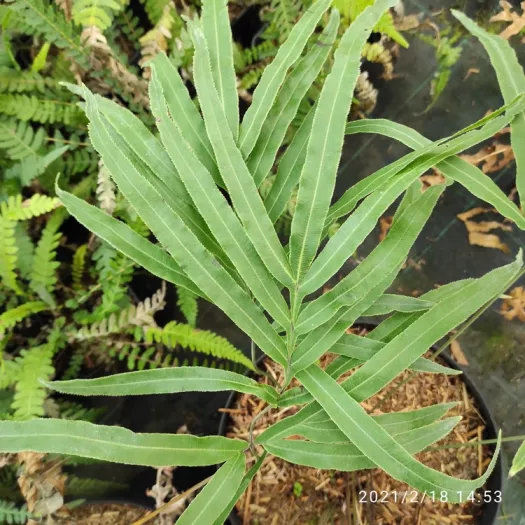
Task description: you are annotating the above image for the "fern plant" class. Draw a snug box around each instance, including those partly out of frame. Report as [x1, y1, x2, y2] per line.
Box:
[1, 2, 524, 522]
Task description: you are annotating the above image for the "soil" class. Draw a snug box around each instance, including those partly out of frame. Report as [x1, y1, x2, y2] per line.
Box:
[224, 328, 494, 525]
[65, 503, 149, 524]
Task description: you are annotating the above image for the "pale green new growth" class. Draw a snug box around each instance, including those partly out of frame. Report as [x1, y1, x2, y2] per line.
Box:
[1, 1, 524, 521]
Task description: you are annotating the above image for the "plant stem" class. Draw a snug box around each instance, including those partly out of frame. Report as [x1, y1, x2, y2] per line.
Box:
[131, 475, 213, 525]
[425, 434, 525, 451]
[248, 404, 272, 458]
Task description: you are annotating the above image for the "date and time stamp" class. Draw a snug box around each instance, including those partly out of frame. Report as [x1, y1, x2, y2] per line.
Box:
[358, 490, 502, 505]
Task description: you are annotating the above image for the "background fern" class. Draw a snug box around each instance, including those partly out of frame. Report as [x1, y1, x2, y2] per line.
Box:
[0, 500, 35, 524]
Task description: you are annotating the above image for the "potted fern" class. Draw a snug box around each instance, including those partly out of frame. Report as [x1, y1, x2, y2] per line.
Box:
[1, 1, 525, 524]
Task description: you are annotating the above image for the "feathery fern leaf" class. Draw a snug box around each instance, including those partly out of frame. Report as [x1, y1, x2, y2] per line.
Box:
[4, 146, 69, 188]
[62, 348, 84, 380]
[144, 321, 253, 369]
[0, 119, 45, 160]
[66, 476, 127, 497]
[57, 400, 104, 421]
[29, 212, 63, 300]
[0, 195, 59, 222]
[13, 224, 33, 281]
[344, 0, 408, 47]
[263, 0, 303, 43]
[0, 301, 48, 338]
[0, 218, 21, 294]
[140, 0, 170, 25]
[72, 244, 88, 290]
[72, 0, 125, 30]
[0, 94, 86, 125]
[0, 359, 22, 390]
[0, 70, 56, 93]
[5, 0, 87, 64]
[177, 286, 198, 327]
[0, 500, 35, 524]
[11, 344, 55, 420]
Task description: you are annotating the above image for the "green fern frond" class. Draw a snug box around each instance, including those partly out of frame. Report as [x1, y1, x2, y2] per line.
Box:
[0, 301, 48, 338]
[72, 243, 88, 290]
[5, 0, 87, 65]
[177, 287, 198, 327]
[73, 283, 166, 339]
[144, 321, 254, 370]
[0, 70, 56, 93]
[0, 195, 59, 221]
[235, 41, 277, 70]
[57, 400, 105, 422]
[72, 0, 126, 30]
[109, 341, 246, 372]
[53, 141, 98, 177]
[13, 224, 33, 281]
[0, 118, 45, 160]
[29, 212, 63, 299]
[92, 251, 134, 319]
[239, 66, 266, 91]
[0, 218, 21, 294]
[62, 348, 84, 380]
[11, 344, 55, 420]
[263, 0, 303, 43]
[0, 500, 35, 524]
[66, 476, 127, 498]
[0, 94, 86, 125]
[140, 0, 170, 25]
[0, 359, 22, 390]
[4, 146, 69, 188]
[342, 0, 408, 47]
[116, 9, 145, 51]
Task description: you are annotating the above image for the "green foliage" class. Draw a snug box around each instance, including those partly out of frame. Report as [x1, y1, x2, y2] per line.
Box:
[29, 212, 63, 301]
[66, 476, 127, 498]
[0, 302, 48, 338]
[12, 224, 33, 281]
[140, 0, 171, 24]
[510, 440, 525, 477]
[11, 344, 55, 420]
[56, 400, 105, 422]
[0, 218, 20, 294]
[419, 30, 463, 112]
[0, 119, 45, 160]
[262, 0, 303, 43]
[177, 287, 198, 327]
[12, 2, 525, 520]
[0, 70, 56, 94]
[144, 321, 254, 369]
[5, 0, 86, 64]
[72, 244, 88, 290]
[0, 94, 86, 125]
[72, 0, 126, 30]
[339, 0, 408, 47]
[0, 500, 35, 524]
[0, 194, 59, 221]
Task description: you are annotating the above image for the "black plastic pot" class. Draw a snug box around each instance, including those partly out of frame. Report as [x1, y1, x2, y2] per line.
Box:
[218, 344, 503, 525]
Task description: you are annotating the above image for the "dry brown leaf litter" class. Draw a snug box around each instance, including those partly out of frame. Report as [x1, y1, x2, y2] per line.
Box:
[500, 286, 525, 322]
[490, 1, 525, 40]
[450, 340, 469, 366]
[457, 207, 512, 253]
[225, 336, 492, 525]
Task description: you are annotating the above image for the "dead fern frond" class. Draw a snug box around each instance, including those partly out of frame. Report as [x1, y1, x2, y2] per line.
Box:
[81, 26, 149, 106]
[96, 160, 116, 214]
